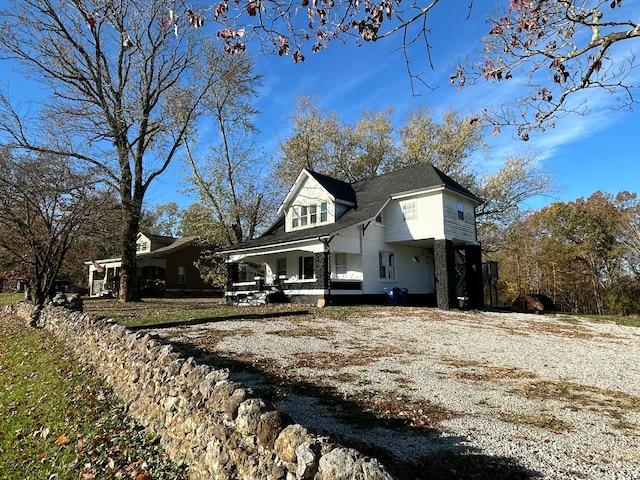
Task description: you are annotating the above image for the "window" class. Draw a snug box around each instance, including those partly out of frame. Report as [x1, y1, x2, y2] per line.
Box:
[292, 202, 329, 229]
[401, 200, 417, 221]
[276, 258, 287, 278]
[457, 201, 465, 221]
[299, 256, 315, 280]
[292, 208, 300, 228]
[379, 252, 395, 280]
[335, 253, 347, 275]
[136, 242, 149, 252]
[177, 266, 186, 285]
[320, 202, 328, 222]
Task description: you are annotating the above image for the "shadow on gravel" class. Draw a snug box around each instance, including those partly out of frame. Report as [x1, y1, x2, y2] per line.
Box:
[137, 325, 541, 480]
[126, 310, 311, 331]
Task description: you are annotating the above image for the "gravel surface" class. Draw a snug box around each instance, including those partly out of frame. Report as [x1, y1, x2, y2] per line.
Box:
[148, 308, 640, 479]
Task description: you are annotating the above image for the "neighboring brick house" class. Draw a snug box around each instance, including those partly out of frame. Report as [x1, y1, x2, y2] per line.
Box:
[221, 164, 484, 309]
[86, 233, 213, 297]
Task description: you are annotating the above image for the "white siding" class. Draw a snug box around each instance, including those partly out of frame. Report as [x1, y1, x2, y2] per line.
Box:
[442, 193, 477, 243]
[360, 228, 435, 295]
[284, 176, 335, 232]
[384, 192, 444, 242]
[329, 226, 361, 254]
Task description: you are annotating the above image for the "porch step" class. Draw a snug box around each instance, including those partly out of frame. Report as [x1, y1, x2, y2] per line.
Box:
[236, 290, 269, 306]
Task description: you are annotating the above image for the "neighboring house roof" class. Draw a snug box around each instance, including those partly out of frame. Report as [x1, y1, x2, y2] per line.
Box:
[223, 163, 481, 253]
[137, 236, 199, 259]
[86, 235, 200, 265]
[141, 232, 176, 242]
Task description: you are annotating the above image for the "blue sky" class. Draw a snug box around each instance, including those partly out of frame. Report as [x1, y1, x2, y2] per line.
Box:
[151, 1, 639, 211]
[1, 1, 638, 211]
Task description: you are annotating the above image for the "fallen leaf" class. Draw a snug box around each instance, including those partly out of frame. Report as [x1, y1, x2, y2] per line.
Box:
[55, 433, 69, 446]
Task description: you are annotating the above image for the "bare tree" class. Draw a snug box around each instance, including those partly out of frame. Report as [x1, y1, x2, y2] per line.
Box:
[0, 0, 220, 301]
[0, 147, 114, 306]
[184, 50, 276, 246]
[452, 1, 639, 139]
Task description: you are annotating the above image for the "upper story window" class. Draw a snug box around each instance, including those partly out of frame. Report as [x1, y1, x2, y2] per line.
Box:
[291, 201, 329, 230]
[320, 202, 328, 222]
[401, 200, 417, 221]
[136, 241, 149, 252]
[457, 201, 465, 221]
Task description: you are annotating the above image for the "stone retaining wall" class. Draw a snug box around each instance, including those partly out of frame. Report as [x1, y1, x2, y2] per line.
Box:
[4, 302, 395, 480]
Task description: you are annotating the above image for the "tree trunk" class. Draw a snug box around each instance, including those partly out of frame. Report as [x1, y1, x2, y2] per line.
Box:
[118, 198, 142, 302]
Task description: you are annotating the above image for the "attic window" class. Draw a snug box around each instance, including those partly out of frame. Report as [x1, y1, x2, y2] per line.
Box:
[291, 202, 329, 229]
[457, 201, 465, 221]
[136, 242, 149, 252]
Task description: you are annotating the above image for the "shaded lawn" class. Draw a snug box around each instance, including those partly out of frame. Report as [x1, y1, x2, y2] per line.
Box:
[0, 313, 187, 480]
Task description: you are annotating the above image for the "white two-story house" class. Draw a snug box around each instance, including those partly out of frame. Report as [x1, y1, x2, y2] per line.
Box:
[221, 163, 484, 309]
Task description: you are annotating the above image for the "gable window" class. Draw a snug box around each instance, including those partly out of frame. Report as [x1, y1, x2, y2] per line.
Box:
[457, 201, 465, 221]
[177, 266, 186, 285]
[292, 208, 300, 228]
[401, 200, 417, 221]
[136, 241, 149, 252]
[277, 258, 287, 279]
[299, 256, 315, 280]
[335, 253, 347, 275]
[379, 252, 395, 280]
[291, 202, 330, 229]
[310, 205, 317, 224]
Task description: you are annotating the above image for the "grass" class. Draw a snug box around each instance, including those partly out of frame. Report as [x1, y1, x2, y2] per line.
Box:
[0, 292, 24, 305]
[0, 313, 187, 480]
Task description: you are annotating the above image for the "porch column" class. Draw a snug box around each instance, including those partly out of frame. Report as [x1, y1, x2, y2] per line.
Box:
[434, 239, 456, 310]
[465, 244, 484, 309]
[313, 252, 329, 293]
[226, 263, 239, 291]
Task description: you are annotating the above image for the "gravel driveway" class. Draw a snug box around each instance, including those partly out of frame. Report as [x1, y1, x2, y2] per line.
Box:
[145, 307, 640, 479]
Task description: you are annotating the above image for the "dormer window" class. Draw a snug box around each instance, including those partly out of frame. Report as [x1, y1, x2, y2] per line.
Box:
[320, 202, 328, 222]
[136, 241, 149, 252]
[291, 201, 330, 230]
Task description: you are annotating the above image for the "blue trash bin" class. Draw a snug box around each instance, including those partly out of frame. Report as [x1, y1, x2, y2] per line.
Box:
[384, 287, 397, 305]
[397, 288, 408, 306]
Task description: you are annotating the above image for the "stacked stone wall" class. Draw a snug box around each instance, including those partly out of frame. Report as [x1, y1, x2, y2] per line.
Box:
[4, 302, 395, 480]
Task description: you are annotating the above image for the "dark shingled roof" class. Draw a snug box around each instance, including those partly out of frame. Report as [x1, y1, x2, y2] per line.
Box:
[223, 163, 480, 253]
[306, 170, 357, 206]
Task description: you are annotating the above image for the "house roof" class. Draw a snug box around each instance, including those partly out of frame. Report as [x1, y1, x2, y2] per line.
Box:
[137, 236, 199, 258]
[138, 232, 177, 246]
[223, 163, 481, 253]
[87, 236, 200, 265]
[306, 170, 357, 206]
